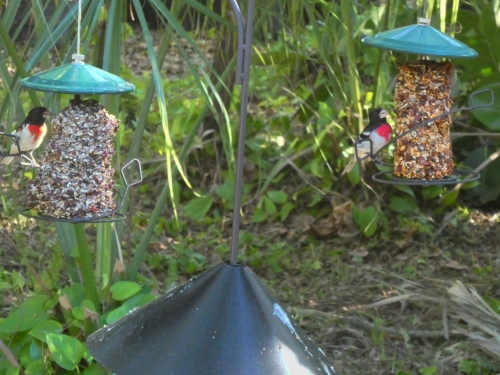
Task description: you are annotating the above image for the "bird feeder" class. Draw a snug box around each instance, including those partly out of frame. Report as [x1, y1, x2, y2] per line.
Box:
[17, 1, 140, 223]
[87, 0, 337, 374]
[362, 16, 489, 186]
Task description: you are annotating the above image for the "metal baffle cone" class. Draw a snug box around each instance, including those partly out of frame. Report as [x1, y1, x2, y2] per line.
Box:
[362, 17, 478, 58]
[87, 261, 336, 375]
[20, 61, 135, 95]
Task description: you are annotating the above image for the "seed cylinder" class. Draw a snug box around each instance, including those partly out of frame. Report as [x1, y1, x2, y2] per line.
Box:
[393, 60, 454, 179]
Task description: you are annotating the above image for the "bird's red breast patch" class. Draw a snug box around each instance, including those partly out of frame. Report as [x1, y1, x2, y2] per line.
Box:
[27, 124, 45, 142]
[376, 123, 392, 141]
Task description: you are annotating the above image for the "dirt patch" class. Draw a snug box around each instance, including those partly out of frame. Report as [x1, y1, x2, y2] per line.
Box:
[257, 209, 500, 374]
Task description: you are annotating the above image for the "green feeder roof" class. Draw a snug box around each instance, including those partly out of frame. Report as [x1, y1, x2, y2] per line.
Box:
[362, 17, 478, 58]
[20, 55, 135, 95]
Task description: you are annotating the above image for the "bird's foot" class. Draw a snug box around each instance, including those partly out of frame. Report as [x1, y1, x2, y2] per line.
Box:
[21, 152, 40, 168]
[20, 154, 39, 168]
[20, 161, 40, 168]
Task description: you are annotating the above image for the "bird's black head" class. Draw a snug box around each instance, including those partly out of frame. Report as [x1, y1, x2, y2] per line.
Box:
[25, 107, 52, 125]
[370, 108, 388, 120]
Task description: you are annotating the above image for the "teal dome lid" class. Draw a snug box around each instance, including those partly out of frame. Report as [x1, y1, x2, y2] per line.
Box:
[362, 18, 478, 58]
[20, 56, 135, 95]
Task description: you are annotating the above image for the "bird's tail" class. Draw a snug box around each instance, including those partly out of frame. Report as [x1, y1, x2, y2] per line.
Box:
[0, 156, 14, 165]
[341, 155, 357, 176]
[1, 144, 20, 165]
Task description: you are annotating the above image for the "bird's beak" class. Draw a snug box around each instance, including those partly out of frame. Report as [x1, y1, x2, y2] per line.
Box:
[379, 109, 388, 118]
[43, 110, 52, 119]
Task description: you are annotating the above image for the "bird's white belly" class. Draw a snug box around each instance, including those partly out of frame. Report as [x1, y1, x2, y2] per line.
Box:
[10, 126, 44, 153]
[370, 132, 388, 153]
[357, 133, 387, 159]
[356, 140, 373, 159]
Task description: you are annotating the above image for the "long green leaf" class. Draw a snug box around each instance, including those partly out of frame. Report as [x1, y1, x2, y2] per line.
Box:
[0, 21, 40, 104]
[54, 223, 80, 283]
[114, 35, 172, 245]
[96, 222, 112, 291]
[341, 0, 363, 133]
[74, 224, 100, 314]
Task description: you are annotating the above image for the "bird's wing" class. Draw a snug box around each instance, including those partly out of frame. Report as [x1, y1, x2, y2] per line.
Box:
[361, 120, 379, 135]
[359, 131, 370, 139]
[15, 123, 25, 133]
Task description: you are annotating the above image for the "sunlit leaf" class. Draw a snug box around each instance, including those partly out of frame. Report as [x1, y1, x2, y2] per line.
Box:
[264, 196, 277, 216]
[353, 206, 378, 237]
[267, 190, 288, 204]
[252, 207, 268, 223]
[0, 295, 51, 333]
[24, 359, 48, 375]
[106, 294, 155, 324]
[110, 281, 142, 301]
[46, 333, 85, 371]
[29, 320, 63, 343]
[183, 197, 214, 220]
[421, 185, 442, 199]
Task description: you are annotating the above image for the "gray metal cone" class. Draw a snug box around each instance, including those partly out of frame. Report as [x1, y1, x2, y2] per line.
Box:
[87, 262, 336, 375]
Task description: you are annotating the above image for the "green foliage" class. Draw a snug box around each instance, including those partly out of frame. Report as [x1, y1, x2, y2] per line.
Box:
[110, 281, 142, 301]
[0, 277, 156, 373]
[419, 365, 438, 375]
[459, 358, 500, 375]
[463, 146, 500, 203]
[388, 197, 417, 214]
[352, 205, 378, 237]
[252, 190, 294, 223]
[182, 196, 214, 221]
[45, 333, 86, 371]
[471, 83, 500, 130]
[0, 295, 52, 333]
[370, 317, 386, 359]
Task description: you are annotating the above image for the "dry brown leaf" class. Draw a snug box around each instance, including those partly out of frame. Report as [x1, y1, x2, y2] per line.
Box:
[306, 195, 358, 237]
[448, 281, 500, 360]
[337, 229, 359, 238]
[358, 293, 415, 310]
[349, 248, 369, 258]
[310, 218, 336, 237]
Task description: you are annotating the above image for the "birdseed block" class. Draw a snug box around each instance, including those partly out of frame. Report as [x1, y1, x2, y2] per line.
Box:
[27, 100, 118, 219]
[393, 60, 454, 179]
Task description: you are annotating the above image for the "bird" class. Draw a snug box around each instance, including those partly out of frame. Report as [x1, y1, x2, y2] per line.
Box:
[341, 108, 392, 175]
[1, 107, 52, 167]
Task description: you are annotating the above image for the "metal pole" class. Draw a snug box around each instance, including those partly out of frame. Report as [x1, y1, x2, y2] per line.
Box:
[228, 0, 255, 265]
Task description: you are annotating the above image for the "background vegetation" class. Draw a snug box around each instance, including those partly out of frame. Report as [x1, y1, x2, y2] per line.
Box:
[0, 0, 500, 374]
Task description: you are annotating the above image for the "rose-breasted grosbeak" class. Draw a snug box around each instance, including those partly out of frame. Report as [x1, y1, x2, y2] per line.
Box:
[1, 107, 52, 167]
[342, 108, 392, 175]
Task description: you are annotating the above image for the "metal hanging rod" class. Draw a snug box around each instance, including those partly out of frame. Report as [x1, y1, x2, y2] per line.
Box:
[228, 0, 255, 265]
